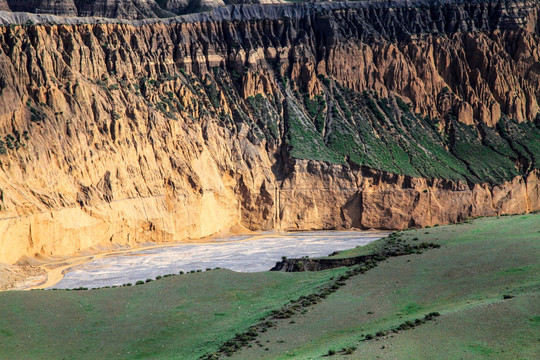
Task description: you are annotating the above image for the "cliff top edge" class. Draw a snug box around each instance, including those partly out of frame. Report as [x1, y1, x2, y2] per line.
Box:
[0, 0, 537, 27]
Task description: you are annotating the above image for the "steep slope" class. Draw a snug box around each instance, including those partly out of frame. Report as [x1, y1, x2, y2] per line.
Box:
[0, 0, 539, 265]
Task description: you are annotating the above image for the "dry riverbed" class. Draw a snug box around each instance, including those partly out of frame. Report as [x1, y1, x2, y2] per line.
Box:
[2, 230, 388, 290]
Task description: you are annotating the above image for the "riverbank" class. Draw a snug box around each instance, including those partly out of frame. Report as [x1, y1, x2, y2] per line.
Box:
[2, 232, 256, 291]
[2, 230, 386, 291]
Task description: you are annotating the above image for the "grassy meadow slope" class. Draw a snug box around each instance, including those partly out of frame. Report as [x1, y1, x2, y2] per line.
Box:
[233, 214, 540, 359]
[0, 213, 538, 359]
[0, 269, 345, 359]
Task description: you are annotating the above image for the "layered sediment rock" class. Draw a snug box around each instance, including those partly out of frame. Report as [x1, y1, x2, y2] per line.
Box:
[276, 161, 540, 231]
[0, 0, 539, 265]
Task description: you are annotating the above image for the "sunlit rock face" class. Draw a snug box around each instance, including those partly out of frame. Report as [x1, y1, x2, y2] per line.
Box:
[0, 0, 539, 264]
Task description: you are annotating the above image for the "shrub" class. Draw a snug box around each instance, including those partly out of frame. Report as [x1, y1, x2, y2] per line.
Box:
[327, 349, 336, 356]
[29, 106, 45, 122]
[424, 312, 441, 321]
[396, 96, 411, 112]
[135, 280, 144, 285]
[342, 346, 357, 354]
[246, 328, 258, 337]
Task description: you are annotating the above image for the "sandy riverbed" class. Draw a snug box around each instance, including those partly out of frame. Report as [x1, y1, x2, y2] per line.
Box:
[6, 230, 388, 290]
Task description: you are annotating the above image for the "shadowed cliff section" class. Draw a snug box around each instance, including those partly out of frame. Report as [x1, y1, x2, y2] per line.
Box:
[0, 0, 282, 19]
[0, 0, 538, 265]
[2, 0, 219, 19]
[0, 0, 538, 30]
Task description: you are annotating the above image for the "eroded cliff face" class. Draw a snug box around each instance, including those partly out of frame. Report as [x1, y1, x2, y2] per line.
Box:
[0, 0, 277, 19]
[0, 1, 539, 264]
[277, 161, 540, 231]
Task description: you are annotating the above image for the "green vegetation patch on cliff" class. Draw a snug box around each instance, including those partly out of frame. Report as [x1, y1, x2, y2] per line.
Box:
[282, 79, 540, 184]
[285, 97, 345, 164]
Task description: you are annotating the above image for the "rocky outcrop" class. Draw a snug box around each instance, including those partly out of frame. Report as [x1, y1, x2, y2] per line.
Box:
[271, 256, 368, 272]
[0, 1, 539, 265]
[0, 261, 44, 290]
[270, 241, 441, 271]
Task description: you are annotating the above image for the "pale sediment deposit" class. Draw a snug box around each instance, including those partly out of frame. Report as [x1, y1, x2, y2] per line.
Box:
[42, 230, 387, 289]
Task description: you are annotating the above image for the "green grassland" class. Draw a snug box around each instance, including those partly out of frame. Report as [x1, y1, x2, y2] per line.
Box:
[0, 214, 538, 359]
[0, 269, 345, 359]
[232, 214, 540, 359]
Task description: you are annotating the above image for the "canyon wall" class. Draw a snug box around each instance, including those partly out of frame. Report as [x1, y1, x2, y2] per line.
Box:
[276, 161, 540, 231]
[0, 0, 539, 264]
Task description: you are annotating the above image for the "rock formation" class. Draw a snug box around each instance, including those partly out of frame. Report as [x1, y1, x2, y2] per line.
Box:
[6, 0, 78, 16]
[0, 0, 538, 265]
[0, 0, 282, 19]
